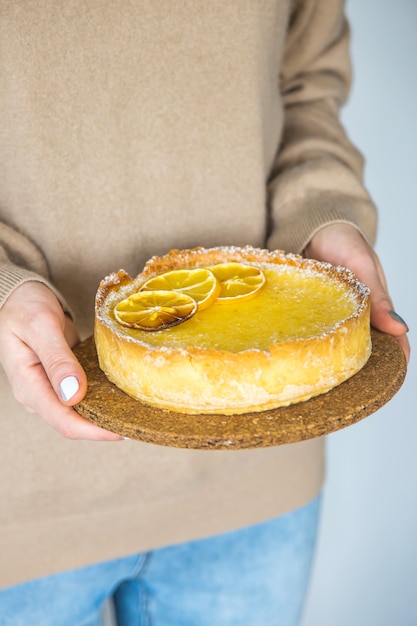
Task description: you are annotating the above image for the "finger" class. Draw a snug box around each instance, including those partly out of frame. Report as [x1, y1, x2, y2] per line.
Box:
[17, 309, 87, 407]
[11, 353, 122, 440]
[2, 284, 86, 406]
[345, 252, 411, 363]
[354, 254, 409, 337]
[2, 321, 122, 440]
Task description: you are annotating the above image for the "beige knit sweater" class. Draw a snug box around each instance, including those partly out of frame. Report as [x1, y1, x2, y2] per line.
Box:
[0, 0, 376, 586]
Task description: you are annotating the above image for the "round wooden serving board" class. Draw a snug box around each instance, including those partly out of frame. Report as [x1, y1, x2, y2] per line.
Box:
[74, 329, 407, 450]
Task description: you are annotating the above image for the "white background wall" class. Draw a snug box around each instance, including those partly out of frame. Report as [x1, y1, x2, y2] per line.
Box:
[301, 1, 417, 625]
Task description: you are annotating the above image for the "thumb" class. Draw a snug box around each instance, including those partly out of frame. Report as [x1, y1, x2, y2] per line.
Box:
[350, 253, 410, 363]
[357, 255, 409, 338]
[33, 313, 87, 406]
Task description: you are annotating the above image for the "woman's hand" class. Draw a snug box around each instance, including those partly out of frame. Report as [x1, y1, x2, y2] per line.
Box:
[304, 223, 410, 363]
[0, 282, 122, 440]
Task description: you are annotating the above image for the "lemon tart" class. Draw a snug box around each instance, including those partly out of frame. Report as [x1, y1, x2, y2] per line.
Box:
[94, 246, 371, 414]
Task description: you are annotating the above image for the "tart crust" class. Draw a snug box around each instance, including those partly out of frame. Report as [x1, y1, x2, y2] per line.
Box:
[94, 246, 371, 414]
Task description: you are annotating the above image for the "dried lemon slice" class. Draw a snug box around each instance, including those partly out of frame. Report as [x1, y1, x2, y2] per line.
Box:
[208, 262, 266, 302]
[114, 290, 197, 331]
[139, 268, 220, 311]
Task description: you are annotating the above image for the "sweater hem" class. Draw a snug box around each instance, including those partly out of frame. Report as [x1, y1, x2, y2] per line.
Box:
[0, 480, 323, 588]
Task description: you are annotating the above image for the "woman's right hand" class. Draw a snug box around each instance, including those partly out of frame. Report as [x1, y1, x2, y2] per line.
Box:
[304, 223, 410, 362]
[0, 281, 122, 440]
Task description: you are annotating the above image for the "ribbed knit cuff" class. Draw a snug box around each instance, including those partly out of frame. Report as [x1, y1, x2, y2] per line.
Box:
[267, 193, 377, 254]
[0, 264, 73, 317]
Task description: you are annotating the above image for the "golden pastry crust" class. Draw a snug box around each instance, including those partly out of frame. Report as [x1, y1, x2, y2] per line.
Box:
[95, 246, 371, 414]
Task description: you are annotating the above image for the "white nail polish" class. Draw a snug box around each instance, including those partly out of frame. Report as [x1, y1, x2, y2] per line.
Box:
[59, 376, 79, 401]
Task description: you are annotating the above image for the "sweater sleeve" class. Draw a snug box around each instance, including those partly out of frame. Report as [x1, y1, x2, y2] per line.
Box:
[266, 0, 377, 254]
[0, 222, 72, 315]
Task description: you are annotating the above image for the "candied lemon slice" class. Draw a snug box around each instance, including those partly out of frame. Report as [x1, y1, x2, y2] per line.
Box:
[114, 290, 197, 331]
[139, 268, 220, 311]
[208, 262, 265, 301]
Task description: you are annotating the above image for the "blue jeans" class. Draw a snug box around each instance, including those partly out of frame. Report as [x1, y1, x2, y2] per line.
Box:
[0, 496, 320, 626]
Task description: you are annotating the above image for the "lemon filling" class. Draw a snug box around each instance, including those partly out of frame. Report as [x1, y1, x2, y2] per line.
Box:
[109, 264, 358, 353]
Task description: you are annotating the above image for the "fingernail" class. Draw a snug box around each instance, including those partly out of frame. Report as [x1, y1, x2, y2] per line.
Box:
[389, 310, 409, 331]
[59, 376, 79, 401]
